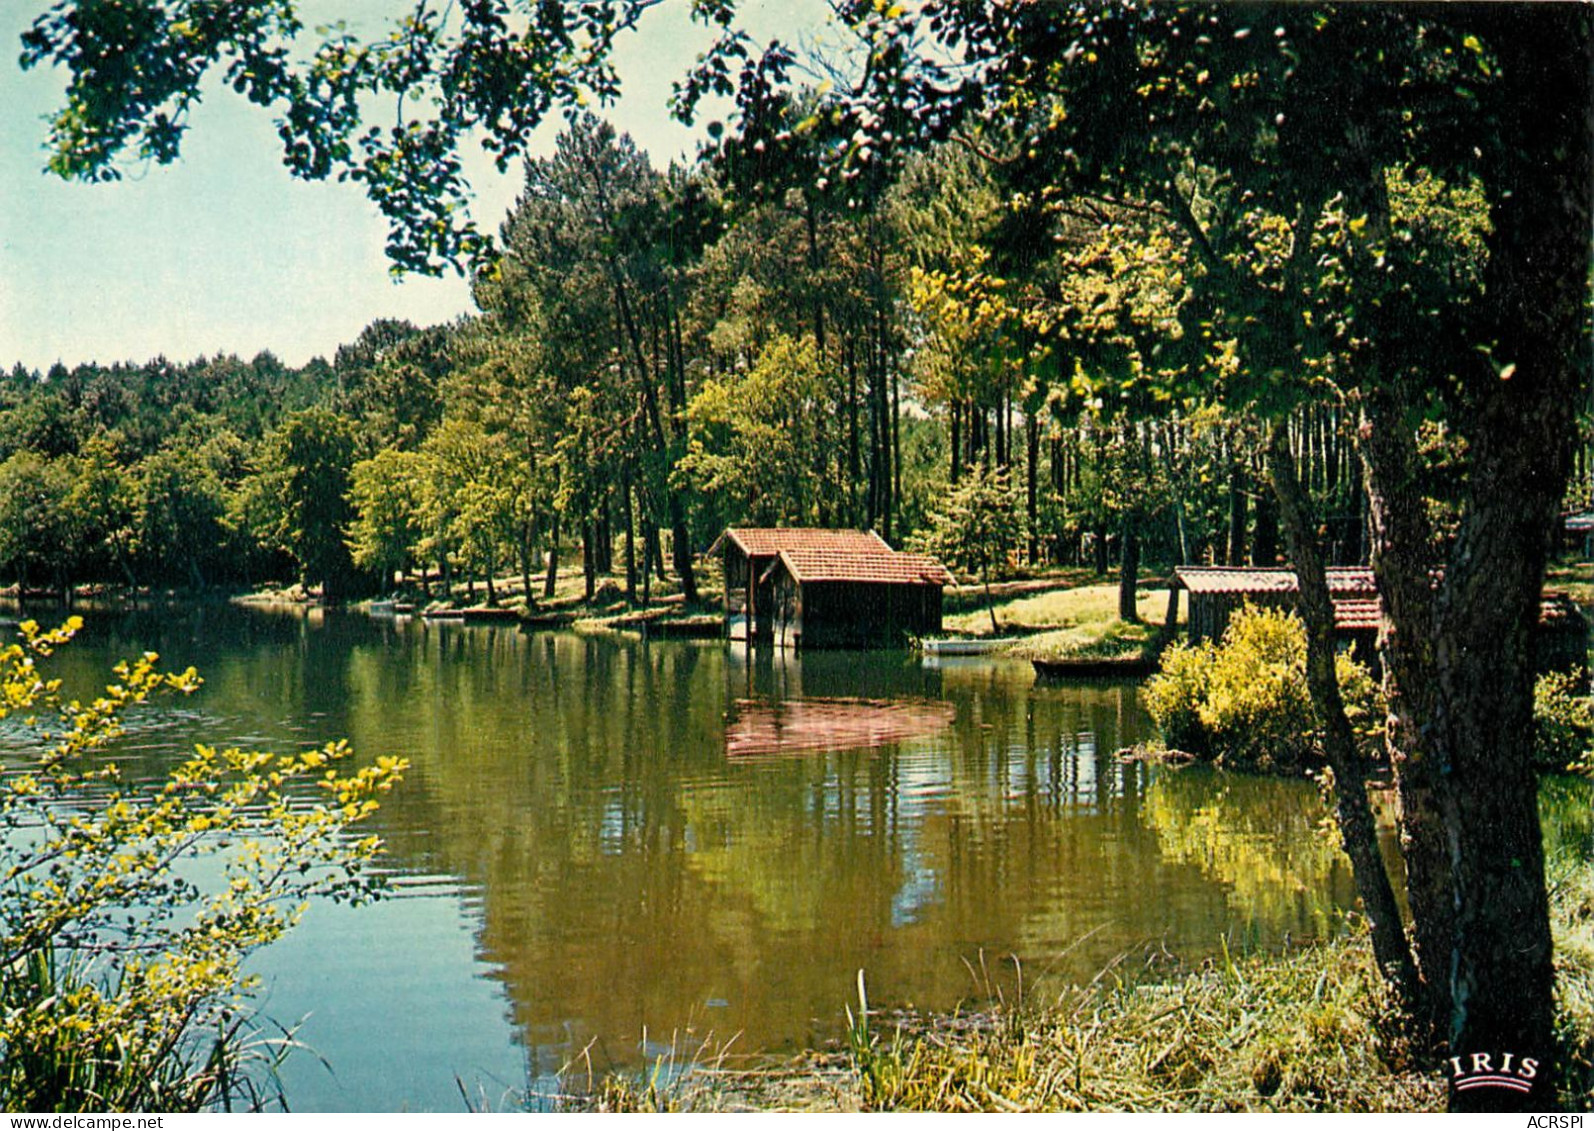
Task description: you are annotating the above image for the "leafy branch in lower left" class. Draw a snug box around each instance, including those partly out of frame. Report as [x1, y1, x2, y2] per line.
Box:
[0, 617, 406, 1111]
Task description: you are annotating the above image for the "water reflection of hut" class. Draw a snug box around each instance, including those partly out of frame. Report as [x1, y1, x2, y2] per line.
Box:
[710, 528, 954, 649]
[1175, 566, 1588, 675]
[726, 696, 956, 757]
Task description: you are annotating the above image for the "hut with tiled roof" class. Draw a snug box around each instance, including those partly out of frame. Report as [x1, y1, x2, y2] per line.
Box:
[1175, 566, 1587, 675]
[709, 527, 955, 649]
[1175, 566, 1380, 649]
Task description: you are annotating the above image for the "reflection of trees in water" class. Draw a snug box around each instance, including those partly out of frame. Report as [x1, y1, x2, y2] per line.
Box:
[343, 638, 1371, 1073]
[1140, 769, 1359, 942]
[42, 609, 1390, 1077]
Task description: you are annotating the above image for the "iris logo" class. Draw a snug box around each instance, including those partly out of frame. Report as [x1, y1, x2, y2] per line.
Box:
[1447, 1051, 1538, 1095]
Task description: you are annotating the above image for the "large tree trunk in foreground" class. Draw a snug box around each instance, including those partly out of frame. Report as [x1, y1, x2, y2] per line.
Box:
[1368, 9, 1590, 1109]
[1267, 423, 1418, 1014]
[1358, 394, 1453, 1039]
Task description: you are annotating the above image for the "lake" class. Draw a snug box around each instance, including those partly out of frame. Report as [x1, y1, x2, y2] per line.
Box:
[30, 601, 1382, 1111]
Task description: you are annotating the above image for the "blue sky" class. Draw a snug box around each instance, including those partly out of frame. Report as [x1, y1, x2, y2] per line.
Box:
[0, 1, 824, 372]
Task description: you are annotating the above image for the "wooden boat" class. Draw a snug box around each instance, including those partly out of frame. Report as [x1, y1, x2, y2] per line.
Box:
[921, 637, 1016, 656]
[519, 610, 577, 629]
[639, 616, 724, 640]
[1031, 655, 1158, 680]
[460, 606, 520, 624]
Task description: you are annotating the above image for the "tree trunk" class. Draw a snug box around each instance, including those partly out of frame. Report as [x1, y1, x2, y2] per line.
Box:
[623, 463, 637, 605]
[582, 521, 596, 601]
[649, 523, 667, 583]
[1358, 395, 1453, 1038]
[641, 522, 653, 608]
[1026, 412, 1040, 563]
[950, 402, 962, 487]
[543, 514, 560, 600]
[1432, 14, 1587, 1105]
[1227, 457, 1248, 566]
[1251, 473, 1279, 565]
[1118, 514, 1140, 622]
[1267, 422, 1419, 1012]
[670, 498, 699, 605]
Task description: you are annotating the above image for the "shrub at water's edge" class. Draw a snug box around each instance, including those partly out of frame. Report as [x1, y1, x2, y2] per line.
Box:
[0, 619, 405, 1112]
[1141, 605, 1381, 773]
[1535, 670, 1594, 773]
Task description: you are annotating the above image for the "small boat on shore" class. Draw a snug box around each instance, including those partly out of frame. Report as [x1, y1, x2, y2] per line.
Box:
[921, 637, 1017, 657]
[461, 607, 520, 624]
[1031, 655, 1159, 680]
[519, 610, 577, 630]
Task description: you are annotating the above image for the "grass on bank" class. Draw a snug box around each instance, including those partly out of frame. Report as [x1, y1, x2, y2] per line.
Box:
[569, 855, 1594, 1113]
[940, 578, 1175, 662]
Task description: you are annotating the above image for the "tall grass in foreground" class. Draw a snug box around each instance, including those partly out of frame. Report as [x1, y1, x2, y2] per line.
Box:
[0, 948, 297, 1112]
[573, 853, 1594, 1113]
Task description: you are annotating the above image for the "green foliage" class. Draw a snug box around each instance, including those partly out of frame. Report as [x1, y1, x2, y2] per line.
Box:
[912, 465, 1024, 584]
[0, 452, 74, 591]
[249, 408, 362, 599]
[347, 448, 430, 583]
[678, 335, 832, 526]
[1144, 606, 1380, 772]
[1143, 641, 1214, 755]
[133, 446, 228, 590]
[0, 619, 405, 1110]
[421, 416, 529, 604]
[1533, 671, 1594, 773]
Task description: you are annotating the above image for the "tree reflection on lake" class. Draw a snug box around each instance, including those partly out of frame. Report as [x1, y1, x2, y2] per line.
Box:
[22, 601, 1550, 1112]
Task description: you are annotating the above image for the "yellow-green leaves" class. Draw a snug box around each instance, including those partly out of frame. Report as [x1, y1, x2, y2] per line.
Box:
[0, 622, 406, 1110]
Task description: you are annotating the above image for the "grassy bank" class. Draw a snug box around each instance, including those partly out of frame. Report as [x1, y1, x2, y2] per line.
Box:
[940, 577, 1175, 663]
[570, 853, 1594, 1113]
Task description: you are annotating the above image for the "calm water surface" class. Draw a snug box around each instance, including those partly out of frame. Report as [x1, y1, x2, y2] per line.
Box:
[38, 601, 1375, 1111]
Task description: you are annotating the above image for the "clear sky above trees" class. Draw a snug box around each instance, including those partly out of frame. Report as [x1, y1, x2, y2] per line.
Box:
[0, 0, 823, 371]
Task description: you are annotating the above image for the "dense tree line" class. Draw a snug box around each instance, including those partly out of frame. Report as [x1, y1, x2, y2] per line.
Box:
[2, 120, 1379, 608]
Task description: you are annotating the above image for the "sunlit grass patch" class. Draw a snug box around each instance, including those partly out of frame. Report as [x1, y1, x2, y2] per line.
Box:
[943, 581, 1173, 638]
[1001, 619, 1163, 662]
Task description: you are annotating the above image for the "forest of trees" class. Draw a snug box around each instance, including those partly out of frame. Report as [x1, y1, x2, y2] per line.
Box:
[2, 116, 1400, 612]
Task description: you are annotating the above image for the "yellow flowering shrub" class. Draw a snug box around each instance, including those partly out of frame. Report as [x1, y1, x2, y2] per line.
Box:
[1143, 605, 1380, 772]
[0, 618, 405, 1111]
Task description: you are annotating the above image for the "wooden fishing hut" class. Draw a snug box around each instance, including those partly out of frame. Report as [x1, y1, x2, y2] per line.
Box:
[709, 527, 955, 649]
[1175, 566, 1380, 653]
[1175, 565, 1588, 676]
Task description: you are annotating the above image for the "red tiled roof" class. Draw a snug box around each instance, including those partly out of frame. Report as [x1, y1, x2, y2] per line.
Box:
[770, 547, 956, 587]
[1175, 566, 1377, 596]
[715, 527, 894, 558]
[1184, 577, 1583, 634]
[1541, 592, 1587, 626]
[1332, 597, 1382, 632]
